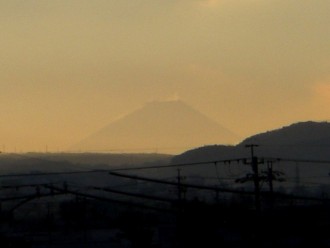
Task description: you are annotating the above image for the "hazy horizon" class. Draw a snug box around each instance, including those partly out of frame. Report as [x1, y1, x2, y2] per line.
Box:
[1, 0, 330, 153]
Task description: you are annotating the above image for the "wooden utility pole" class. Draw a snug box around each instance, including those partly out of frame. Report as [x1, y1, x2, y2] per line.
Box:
[245, 144, 261, 212]
[267, 161, 274, 194]
[177, 169, 182, 203]
[177, 169, 187, 214]
[267, 161, 274, 209]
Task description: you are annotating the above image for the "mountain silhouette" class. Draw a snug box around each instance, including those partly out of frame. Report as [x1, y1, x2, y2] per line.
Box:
[171, 121, 330, 187]
[173, 121, 330, 163]
[239, 121, 330, 146]
[72, 100, 239, 154]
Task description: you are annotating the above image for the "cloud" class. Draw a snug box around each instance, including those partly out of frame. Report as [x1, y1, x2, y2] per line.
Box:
[147, 92, 181, 104]
[165, 92, 181, 101]
[313, 82, 330, 105]
[198, 0, 221, 8]
[175, 0, 222, 9]
[305, 81, 330, 121]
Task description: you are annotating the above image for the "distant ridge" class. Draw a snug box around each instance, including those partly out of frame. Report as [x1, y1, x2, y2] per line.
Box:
[239, 121, 330, 146]
[173, 121, 330, 163]
[72, 100, 240, 154]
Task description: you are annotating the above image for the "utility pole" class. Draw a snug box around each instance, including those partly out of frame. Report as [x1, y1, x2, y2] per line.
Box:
[177, 169, 182, 203]
[177, 168, 187, 214]
[295, 163, 300, 187]
[267, 161, 274, 209]
[267, 161, 274, 194]
[176, 169, 184, 247]
[245, 144, 262, 212]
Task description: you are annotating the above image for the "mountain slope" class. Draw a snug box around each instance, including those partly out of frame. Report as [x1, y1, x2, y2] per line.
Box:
[239, 121, 330, 146]
[170, 121, 330, 189]
[173, 121, 330, 162]
[73, 100, 239, 154]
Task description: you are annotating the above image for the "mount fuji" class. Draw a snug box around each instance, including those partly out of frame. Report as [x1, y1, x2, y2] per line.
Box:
[72, 100, 239, 154]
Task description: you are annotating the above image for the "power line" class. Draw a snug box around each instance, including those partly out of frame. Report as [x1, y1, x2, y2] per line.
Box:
[109, 171, 256, 195]
[109, 171, 330, 203]
[0, 192, 64, 202]
[0, 169, 109, 178]
[0, 156, 329, 179]
[264, 157, 330, 164]
[0, 158, 247, 178]
[90, 186, 176, 203]
[111, 158, 246, 172]
[43, 184, 175, 213]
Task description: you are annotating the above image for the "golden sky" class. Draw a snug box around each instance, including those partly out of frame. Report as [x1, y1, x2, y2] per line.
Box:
[1, 0, 330, 152]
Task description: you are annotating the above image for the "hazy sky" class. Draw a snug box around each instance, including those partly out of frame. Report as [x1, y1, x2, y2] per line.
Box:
[1, 0, 330, 152]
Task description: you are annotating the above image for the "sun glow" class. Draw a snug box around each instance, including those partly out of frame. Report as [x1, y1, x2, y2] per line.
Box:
[313, 82, 330, 104]
[198, 0, 221, 8]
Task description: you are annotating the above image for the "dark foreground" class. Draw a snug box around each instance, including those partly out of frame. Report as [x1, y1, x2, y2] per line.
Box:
[1, 199, 330, 248]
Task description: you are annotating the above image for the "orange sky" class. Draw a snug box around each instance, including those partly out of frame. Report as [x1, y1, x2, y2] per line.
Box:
[1, 0, 330, 153]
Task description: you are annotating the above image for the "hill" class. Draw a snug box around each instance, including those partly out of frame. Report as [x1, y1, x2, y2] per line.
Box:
[240, 121, 330, 147]
[173, 121, 330, 163]
[170, 121, 330, 188]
